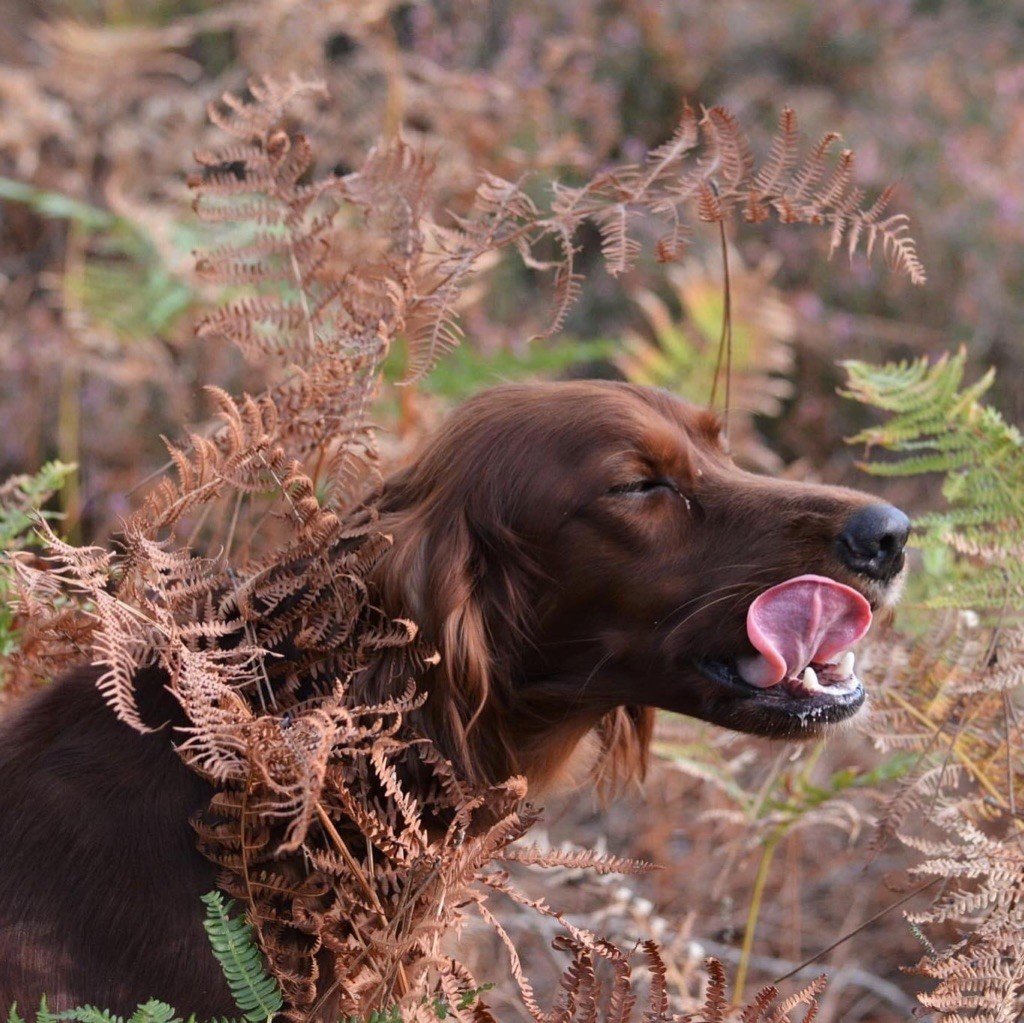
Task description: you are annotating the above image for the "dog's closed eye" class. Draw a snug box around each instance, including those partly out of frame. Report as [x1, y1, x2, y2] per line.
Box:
[607, 477, 694, 508]
[607, 478, 674, 496]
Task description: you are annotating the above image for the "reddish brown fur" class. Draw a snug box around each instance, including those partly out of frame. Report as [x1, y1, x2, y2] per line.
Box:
[0, 381, 903, 1013]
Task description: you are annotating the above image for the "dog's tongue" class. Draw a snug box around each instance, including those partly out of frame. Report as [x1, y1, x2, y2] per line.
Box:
[736, 575, 872, 688]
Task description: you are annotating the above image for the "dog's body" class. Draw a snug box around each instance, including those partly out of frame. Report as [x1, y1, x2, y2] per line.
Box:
[0, 382, 909, 1013]
[0, 668, 231, 1015]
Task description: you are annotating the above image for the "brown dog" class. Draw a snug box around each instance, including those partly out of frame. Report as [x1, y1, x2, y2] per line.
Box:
[0, 381, 908, 1014]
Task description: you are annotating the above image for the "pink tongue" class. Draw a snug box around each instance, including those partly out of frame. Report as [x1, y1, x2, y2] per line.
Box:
[737, 575, 872, 688]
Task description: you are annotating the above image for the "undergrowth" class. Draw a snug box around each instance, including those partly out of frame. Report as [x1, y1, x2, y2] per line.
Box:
[844, 348, 1024, 610]
[7, 888, 823, 1023]
[2, 69, 1018, 1023]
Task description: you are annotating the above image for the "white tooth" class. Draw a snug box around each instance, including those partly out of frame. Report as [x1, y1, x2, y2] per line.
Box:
[802, 666, 820, 690]
[838, 651, 855, 678]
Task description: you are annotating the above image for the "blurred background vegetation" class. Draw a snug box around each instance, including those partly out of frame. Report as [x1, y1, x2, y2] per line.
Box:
[3, 0, 1022, 541]
[1, 2, 1022, 1020]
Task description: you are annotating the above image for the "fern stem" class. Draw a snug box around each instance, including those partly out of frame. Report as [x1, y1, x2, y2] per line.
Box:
[734, 828, 783, 1002]
[58, 218, 87, 544]
[314, 801, 410, 998]
[56, 360, 82, 544]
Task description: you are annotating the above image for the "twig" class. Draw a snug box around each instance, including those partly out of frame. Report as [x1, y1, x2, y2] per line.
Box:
[773, 875, 942, 984]
[692, 936, 917, 1014]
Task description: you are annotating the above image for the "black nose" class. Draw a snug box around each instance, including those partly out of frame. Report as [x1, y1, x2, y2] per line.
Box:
[837, 503, 910, 581]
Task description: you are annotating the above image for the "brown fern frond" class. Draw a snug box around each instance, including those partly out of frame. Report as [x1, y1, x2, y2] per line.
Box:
[764, 974, 827, 1023]
[788, 132, 843, 205]
[641, 940, 669, 1023]
[499, 842, 658, 875]
[645, 101, 700, 175]
[595, 202, 643, 278]
[696, 181, 725, 224]
[753, 107, 800, 197]
[702, 106, 754, 191]
[738, 984, 777, 1023]
[700, 957, 729, 1023]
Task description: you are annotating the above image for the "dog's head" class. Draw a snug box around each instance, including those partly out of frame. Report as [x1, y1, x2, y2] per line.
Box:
[374, 381, 908, 789]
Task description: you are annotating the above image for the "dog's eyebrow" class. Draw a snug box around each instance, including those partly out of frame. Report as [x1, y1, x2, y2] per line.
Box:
[626, 417, 697, 480]
[600, 450, 656, 479]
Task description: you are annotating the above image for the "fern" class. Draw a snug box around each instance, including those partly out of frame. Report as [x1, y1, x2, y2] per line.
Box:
[123, 1004, 179, 1023]
[0, 461, 76, 552]
[842, 349, 1024, 610]
[16, 1003, 198, 1023]
[845, 351, 1024, 1021]
[200, 892, 283, 1023]
[54, 1008, 126, 1023]
[341, 1010, 402, 1023]
[0, 461, 76, 669]
[690, 959, 825, 1023]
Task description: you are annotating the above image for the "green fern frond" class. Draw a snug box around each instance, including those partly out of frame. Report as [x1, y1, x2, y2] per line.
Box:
[13, 999, 179, 1023]
[10, 1000, 191, 1023]
[125, 1004, 179, 1023]
[7, 998, 243, 1023]
[55, 1007, 127, 1023]
[3, 891, 263, 1023]
[341, 1010, 402, 1023]
[0, 461, 77, 551]
[34, 999, 57, 1023]
[201, 891, 283, 1023]
[843, 349, 1024, 611]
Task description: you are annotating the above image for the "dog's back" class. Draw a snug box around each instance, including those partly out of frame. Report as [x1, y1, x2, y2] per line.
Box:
[0, 668, 233, 1016]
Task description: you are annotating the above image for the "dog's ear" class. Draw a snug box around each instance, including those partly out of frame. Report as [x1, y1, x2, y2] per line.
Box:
[375, 495, 652, 792]
[374, 505, 525, 780]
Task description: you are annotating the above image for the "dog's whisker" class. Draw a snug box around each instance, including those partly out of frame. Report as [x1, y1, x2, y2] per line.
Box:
[663, 588, 756, 644]
[653, 570, 780, 629]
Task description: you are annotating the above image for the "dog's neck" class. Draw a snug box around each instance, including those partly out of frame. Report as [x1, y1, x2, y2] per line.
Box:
[511, 720, 607, 796]
[355, 644, 622, 796]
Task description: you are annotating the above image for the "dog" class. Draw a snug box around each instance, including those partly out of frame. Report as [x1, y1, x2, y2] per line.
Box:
[0, 381, 908, 1014]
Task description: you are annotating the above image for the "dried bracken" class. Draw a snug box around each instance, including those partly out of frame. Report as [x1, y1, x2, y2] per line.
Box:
[902, 816, 1024, 1020]
[682, 958, 826, 1023]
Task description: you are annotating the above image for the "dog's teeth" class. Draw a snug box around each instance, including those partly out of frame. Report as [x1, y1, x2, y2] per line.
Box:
[838, 651, 855, 678]
[802, 666, 819, 689]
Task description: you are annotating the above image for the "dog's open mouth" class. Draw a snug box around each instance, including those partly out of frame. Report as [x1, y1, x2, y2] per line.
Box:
[696, 574, 873, 723]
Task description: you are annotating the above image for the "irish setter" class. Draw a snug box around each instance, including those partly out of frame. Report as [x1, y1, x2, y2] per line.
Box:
[0, 381, 909, 1014]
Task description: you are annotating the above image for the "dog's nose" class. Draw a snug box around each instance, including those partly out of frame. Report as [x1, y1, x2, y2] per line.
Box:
[837, 503, 910, 581]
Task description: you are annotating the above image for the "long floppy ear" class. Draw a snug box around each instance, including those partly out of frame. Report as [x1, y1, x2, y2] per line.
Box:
[372, 503, 532, 784]
[373, 496, 653, 791]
